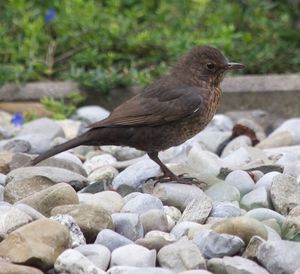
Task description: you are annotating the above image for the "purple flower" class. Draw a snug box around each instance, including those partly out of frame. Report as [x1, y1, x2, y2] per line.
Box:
[11, 112, 24, 127]
[45, 7, 56, 23]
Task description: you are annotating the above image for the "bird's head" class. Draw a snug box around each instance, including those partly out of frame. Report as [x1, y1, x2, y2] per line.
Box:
[174, 45, 245, 87]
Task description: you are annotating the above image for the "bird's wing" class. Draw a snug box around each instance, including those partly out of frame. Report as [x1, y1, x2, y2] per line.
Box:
[88, 84, 204, 128]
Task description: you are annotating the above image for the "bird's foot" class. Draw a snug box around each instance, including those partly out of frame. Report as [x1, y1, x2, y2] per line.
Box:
[146, 173, 199, 186]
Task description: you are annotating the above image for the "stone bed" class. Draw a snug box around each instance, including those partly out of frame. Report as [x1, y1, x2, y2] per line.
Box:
[0, 105, 300, 274]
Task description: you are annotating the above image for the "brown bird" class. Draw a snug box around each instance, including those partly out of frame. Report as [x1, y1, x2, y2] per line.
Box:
[32, 46, 244, 183]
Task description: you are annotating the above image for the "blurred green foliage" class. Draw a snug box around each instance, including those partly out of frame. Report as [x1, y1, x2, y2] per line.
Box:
[0, 0, 299, 92]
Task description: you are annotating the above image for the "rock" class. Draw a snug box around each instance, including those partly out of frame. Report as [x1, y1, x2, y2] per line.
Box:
[4, 176, 55, 204]
[270, 174, 300, 215]
[79, 191, 124, 213]
[257, 131, 294, 149]
[164, 206, 182, 231]
[95, 229, 133, 252]
[112, 213, 144, 241]
[50, 214, 86, 248]
[171, 221, 203, 239]
[140, 209, 169, 233]
[153, 183, 206, 211]
[72, 105, 110, 124]
[122, 193, 164, 214]
[257, 240, 300, 274]
[178, 195, 212, 224]
[242, 236, 265, 260]
[0, 185, 3, 201]
[83, 154, 117, 175]
[0, 218, 71, 270]
[2, 139, 31, 153]
[221, 135, 252, 158]
[136, 231, 176, 251]
[111, 244, 156, 267]
[80, 181, 106, 193]
[0, 207, 32, 237]
[87, 165, 119, 186]
[207, 114, 234, 132]
[210, 202, 241, 218]
[192, 229, 245, 258]
[14, 203, 45, 220]
[254, 171, 281, 192]
[205, 182, 240, 203]
[55, 119, 82, 139]
[54, 248, 105, 274]
[6, 166, 88, 190]
[101, 145, 145, 161]
[195, 131, 231, 153]
[211, 217, 268, 244]
[75, 244, 111, 270]
[18, 183, 79, 216]
[113, 159, 160, 190]
[240, 187, 271, 210]
[0, 173, 6, 186]
[0, 261, 43, 274]
[244, 208, 285, 225]
[206, 258, 227, 274]
[51, 203, 113, 242]
[179, 271, 213, 274]
[224, 170, 255, 196]
[157, 237, 206, 272]
[262, 218, 282, 235]
[108, 266, 175, 274]
[222, 256, 270, 274]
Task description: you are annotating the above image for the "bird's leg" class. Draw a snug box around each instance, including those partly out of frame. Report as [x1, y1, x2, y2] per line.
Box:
[147, 152, 198, 184]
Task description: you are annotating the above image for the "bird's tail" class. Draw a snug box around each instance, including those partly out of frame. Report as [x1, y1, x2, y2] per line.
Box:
[31, 133, 89, 165]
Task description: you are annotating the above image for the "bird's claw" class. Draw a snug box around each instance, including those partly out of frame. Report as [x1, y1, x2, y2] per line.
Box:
[145, 173, 200, 186]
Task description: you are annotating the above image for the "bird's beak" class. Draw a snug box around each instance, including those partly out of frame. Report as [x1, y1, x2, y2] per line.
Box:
[226, 62, 245, 70]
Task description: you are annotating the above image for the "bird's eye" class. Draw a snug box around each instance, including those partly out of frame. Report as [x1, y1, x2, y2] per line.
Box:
[206, 63, 215, 70]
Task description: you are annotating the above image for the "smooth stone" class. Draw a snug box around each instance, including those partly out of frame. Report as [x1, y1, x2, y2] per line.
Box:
[50, 214, 86, 248]
[136, 231, 176, 251]
[221, 135, 252, 158]
[111, 244, 156, 267]
[223, 256, 270, 274]
[0, 207, 32, 237]
[112, 213, 144, 241]
[101, 145, 145, 161]
[179, 195, 212, 224]
[244, 208, 285, 225]
[83, 154, 117, 175]
[6, 166, 88, 190]
[221, 147, 252, 169]
[207, 114, 234, 131]
[211, 217, 268, 244]
[14, 203, 45, 220]
[4, 176, 55, 204]
[164, 206, 182, 231]
[95, 229, 133, 252]
[122, 193, 163, 214]
[107, 266, 175, 274]
[55, 119, 82, 139]
[262, 219, 282, 235]
[0, 261, 43, 274]
[54, 249, 105, 274]
[0, 219, 71, 270]
[269, 118, 300, 144]
[0, 173, 6, 186]
[179, 271, 213, 274]
[72, 105, 110, 124]
[257, 240, 300, 274]
[171, 221, 203, 239]
[113, 159, 160, 190]
[196, 131, 231, 153]
[240, 187, 270, 210]
[0, 185, 3, 201]
[75, 244, 111, 270]
[210, 202, 241, 218]
[206, 258, 227, 274]
[51, 203, 113, 242]
[192, 229, 245, 258]
[2, 139, 31, 153]
[281, 216, 300, 241]
[254, 171, 281, 192]
[153, 183, 207, 211]
[17, 183, 79, 217]
[242, 236, 265, 260]
[140, 209, 169, 233]
[225, 170, 255, 196]
[87, 165, 119, 185]
[270, 174, 300, 215]
[79, 181, 106, 194]
[157, 237, 206, 272]
[79, 191, 124, 213]
[123, 192, 142, 203]
[257, 131, 294, 149]
[205, 182, 240, 203]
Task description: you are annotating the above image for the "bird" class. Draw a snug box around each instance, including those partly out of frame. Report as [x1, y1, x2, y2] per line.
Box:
[31, 46, 244, 183]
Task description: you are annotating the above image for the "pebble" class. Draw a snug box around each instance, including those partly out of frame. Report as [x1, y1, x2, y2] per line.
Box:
[242, 236, 265, 260]
[140, 209, 169, 233]
[225, 170, 255, 196]
[0, 218, 71, 271]
[195, 131, 231, 153]
[95, 229, 133, 251]
[0, 261, 43, 274]
[122, 193, 164, 214]
[110, 244, 156, 267]
[257, 240, 300, 274]
[55, 248, 105, 274]
[210, 201, 241, 218]
[157, 237, 206, 272]
[179, 271, 213, 274]
[254, 171, 281, 192]
[171, 221, 203, 239]
[244, 208, 285, 225]
[51, 203, 113, 242]
[83, 154, 117, 175]
[136, 231, 176, 251]
[0, 173, 6, 186]
[72, 105, 110, 124]
[87, 165, 119, 185]
[107, 266, 175, 274]
[101, 145, 145, 161]
[192, 229, 245, 258]
[112, 213, 144, 241]
[75, 244, 111, 270]
[207, 114, 234, 131]
[240, 187, 271, 210]
[221, 135, 252, 158]
[205, 182, 240, 203]
[14, 203, 45, 220]
[164, 205, 182, 230]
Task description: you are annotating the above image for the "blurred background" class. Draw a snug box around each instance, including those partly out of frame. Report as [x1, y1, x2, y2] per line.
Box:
[1, 0, 299, 91]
